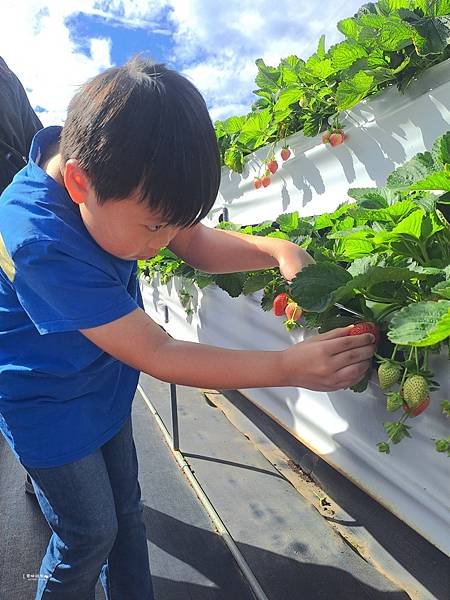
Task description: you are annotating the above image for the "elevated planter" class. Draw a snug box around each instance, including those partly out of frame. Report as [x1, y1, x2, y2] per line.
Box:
[141, 58, 450, 555]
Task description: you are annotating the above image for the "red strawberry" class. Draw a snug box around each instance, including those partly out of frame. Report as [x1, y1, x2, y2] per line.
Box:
[280, 147, 291, 161]
[403, 397, 430, 417]
[348, 322, 380, 346]
[254, 178, 262, 189]
[322, 130, 331, 144]
[273, 293, 289, 316]
[267, 160, 278, 174]
[261, 175, 271, 187]
[285, 302, 302, 321]
[329, 132, 344, 147]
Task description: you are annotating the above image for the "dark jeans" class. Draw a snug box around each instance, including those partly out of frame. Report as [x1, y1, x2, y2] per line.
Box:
[22, 415, 154, 600]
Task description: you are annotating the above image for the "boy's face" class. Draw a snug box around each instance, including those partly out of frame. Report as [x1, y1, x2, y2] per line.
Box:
[79, 191, 180, 261]
[61, 159, 180, 260]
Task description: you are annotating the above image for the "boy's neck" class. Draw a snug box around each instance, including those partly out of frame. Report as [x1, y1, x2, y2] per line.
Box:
[43, 151, 65, 187]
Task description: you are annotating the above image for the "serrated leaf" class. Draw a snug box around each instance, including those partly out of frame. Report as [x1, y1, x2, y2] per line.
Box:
[224, 146, 244, 173]
[350, 266, 427, 293]
[387, 151, 436, 188]
[214, 273, 245, 298]
[337, 18, 360, 39]
[305, 55, 335, 79]
[391, 209, 424, 239]
[388, 300, 450, 346]
[237, 109, 273, 148]
[408, 172, 450, 192]
[290, 262, 353, 312]
[242, 272, 274, 295]
[221, 115, 247, 136]
[432, 280, 450, 300]
[277, 211, 299, 232]
[255, 58, 280, 91]
[336, 72, 375, 110]
[273, 85, 303, 113]
[330, 41, 368, 70]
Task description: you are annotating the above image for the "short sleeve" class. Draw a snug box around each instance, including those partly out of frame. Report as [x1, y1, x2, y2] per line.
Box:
[12, 239, 138, 334]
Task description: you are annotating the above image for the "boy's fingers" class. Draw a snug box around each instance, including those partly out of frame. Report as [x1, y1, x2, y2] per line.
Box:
[333, 360, 371, 388]
[332, 344, 375, 370]
[326, 331, 376, 356]
[317, 325, 355, 341]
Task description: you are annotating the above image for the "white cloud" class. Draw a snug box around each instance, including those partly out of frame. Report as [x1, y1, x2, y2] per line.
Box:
[0, 0, 365, 125]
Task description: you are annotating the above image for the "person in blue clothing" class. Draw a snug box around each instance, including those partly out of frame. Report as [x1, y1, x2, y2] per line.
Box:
[0, 56, 376, 600]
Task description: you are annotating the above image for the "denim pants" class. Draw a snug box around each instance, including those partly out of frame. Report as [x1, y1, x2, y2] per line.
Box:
[22, 415, 154, 600]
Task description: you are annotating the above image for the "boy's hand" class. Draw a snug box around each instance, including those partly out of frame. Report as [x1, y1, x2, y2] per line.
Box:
[282, 326, 376, 391]
[277, 245, 315, 282]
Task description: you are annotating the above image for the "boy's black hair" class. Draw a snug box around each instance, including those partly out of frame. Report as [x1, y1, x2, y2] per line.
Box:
[60, 57, 221, 227]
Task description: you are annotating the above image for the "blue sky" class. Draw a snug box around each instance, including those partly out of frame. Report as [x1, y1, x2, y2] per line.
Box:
[0, 0, 364, 125]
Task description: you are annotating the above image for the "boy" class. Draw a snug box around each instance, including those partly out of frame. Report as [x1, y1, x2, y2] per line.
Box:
[0, 57, 375, 600]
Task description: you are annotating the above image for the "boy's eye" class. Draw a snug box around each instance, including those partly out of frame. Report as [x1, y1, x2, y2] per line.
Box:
[146, 224, 163, 232]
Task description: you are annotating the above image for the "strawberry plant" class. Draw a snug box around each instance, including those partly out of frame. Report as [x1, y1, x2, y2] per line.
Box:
[140, 132, 450, 455]
[215, 0, 450, 173]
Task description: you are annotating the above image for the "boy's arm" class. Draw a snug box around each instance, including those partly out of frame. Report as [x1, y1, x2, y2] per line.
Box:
[80, 307, 375, 392]
[168, 223, 313, 281]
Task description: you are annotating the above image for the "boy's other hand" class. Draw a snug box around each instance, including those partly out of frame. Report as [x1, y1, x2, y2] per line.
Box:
[282, 325, 376, 391]
[277, 246, 315, 282]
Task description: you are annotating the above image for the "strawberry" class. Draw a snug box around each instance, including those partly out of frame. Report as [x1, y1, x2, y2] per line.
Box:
[254, 178, 262, 189]
[267, 160, 278, 174]
[298, 97, 308, 108]
[280, 147, 291, 161]
[285, 302, 302, 321]
[329, 132, 344, 147]
[261, 175, 271, 188]
[348, 322, 380, 346]
[402, 375, 428, 408]
[322, 130, 331, 144]
[403, 396, 430, 417]
[378, 362, 401, 390]
[273, 293, 289, 316]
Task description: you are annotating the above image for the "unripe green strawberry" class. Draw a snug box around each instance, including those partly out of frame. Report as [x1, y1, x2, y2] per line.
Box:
[378, 362, 401, 390]
[402, 375, 428, 408]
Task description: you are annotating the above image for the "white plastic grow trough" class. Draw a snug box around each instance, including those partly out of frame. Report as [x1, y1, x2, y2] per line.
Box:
[141, 58, 450, 556]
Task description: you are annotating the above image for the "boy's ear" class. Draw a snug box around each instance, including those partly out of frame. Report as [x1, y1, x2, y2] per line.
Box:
[63, 159, 92, 205]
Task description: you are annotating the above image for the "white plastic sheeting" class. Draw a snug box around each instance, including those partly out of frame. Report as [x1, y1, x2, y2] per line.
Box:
[141, 59, 450, 555]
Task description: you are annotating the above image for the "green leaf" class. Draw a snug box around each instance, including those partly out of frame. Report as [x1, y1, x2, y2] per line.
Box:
[305, 55, 335, 80]
[290, 262, 353, 312]
[317, 34, 326, 60]
[330, 41, 368, 70]
[224, 146, 244, 173]
[399, 10, 450, 56]
[273, 85, 303, 113]
[337, 18, 360, 39]
[336, 72, 375, 110]
[378, 17, 414, 51]
[431, 131, 450, 169]
[237, 109, 273, 148]
[221, 115, 247, 136]
[277, 211, 299, 232]
[388, 300, 450, 346]
[254, 58, 280, 91]
[214, 273, 246, 298]
[391, 209, 424, 239]
[408, 172, 450, 192]
[303, 114, 324, 137]
[242, 272, 274, 295]
[384, 421, 411, 444]
[350, 266, 427, 291]
[387, 151, 436, 188]
[432, 279, 450, 299]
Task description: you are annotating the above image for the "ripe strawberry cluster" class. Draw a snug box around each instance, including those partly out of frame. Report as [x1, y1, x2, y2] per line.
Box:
[254, 147, 292, 190]
[272, 292, 303, 330]
[322, 128, 347, 147]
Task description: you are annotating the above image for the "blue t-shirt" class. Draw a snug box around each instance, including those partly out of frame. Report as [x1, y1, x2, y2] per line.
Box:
[0, 126, 143, 468]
